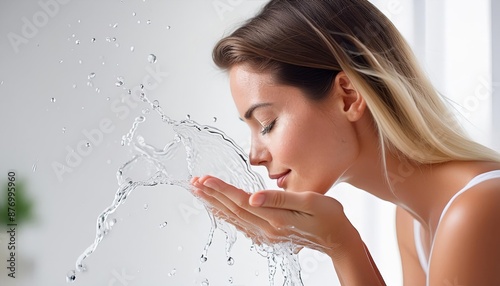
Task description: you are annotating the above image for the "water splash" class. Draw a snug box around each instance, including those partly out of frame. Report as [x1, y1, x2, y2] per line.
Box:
[70, 93, 304, 285]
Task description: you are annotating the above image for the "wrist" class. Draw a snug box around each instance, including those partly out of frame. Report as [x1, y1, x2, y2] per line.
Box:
[324, 220, 385, 285]
[324, 218, 360, 259]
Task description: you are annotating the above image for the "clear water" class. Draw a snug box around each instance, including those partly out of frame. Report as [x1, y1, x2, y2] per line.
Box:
[69, 89, 304, 285]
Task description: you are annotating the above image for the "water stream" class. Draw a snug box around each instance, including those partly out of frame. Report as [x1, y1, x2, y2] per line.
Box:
[68, 89, 304, 285]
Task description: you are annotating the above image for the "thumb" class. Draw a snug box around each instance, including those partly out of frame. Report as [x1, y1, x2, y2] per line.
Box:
[249, 191, 267, 207]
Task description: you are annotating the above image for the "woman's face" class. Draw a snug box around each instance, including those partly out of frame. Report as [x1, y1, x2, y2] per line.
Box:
[229, 64, 361, 194]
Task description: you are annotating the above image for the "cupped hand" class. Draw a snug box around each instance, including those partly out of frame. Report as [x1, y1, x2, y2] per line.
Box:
[191, 175, 353, 254]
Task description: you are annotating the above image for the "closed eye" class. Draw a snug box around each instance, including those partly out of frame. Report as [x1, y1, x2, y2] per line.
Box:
[260, 119, 277, 135]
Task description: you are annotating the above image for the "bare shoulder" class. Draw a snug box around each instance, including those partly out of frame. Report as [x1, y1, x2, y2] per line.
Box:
[395, 206, 426, 285]
[429, 178, 500, 285]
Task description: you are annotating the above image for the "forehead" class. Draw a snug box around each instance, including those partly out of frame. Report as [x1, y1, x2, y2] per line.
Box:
[228, 64, 276, 112]
[229, 64, 276, 91]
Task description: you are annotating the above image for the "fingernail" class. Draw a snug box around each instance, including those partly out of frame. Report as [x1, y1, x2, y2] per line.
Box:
[203, 179, 218, 190]
[250, 193, 265, 207]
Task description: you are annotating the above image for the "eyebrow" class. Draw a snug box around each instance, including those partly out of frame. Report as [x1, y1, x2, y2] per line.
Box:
[243, 103, 273, 120]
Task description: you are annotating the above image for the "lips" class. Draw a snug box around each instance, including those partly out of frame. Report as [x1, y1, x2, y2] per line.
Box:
[269, 170, 290, 189]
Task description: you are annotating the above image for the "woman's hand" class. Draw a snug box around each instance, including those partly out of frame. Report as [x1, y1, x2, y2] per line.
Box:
[191, 175, 355, 254]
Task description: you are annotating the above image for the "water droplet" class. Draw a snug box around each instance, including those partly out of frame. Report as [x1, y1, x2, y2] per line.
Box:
[201, 278, 209, 286]
[228, 277, 233, 284]
[177, 246, 183, 251]
[142, 108, 150, 114]
[62, 127, 66, 133]
[112, 23, 118, 28]
[78, 59, 83, 64]
[143, 204, 148, 210]
[106, 97, 110, 101]
[227, 257, 234, 266]
[147, 54, 157, 63]
[115, 80, 124, 87]
[159, 221, 168, 228]
[59, 59, 63, 64]
[72, 84, 77, 89]
[32, 162, 37, 173]
[66, 270, 76, 282]
[152, 100, 160, 109]
[0, 81, 3, 85]
[146, 19, 151, 24]
[87, 81, 93, 87]
[109, 218, 117, 227]
[200, 254, 207, 263]
[130, 46, 135, 52]
[186, 114, 191, 120]
[254, 271, 259, 276]
[77, 19, 81, 23]
[212, 117, 217, 122]
[86, 142, 91, 147]
[167, 268, 176, 277]
[137, 20, 141, 24]
[71, 34, 76, 38]
[77, 263, 86, 272]
[166, 25, 171, 30]
[132, 12, 136, 16]
[50, 97, 56, 103]
[88, 72, 96, 80]
[106, 37, 111, 42]
[95, 87, 100, 93]
[75, 39, 80, 45]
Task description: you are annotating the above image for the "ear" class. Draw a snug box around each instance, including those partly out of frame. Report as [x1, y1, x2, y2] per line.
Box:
[333, 71, 366, 122]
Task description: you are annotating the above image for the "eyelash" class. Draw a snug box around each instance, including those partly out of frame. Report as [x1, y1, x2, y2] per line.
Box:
[260, 119, 277, 135]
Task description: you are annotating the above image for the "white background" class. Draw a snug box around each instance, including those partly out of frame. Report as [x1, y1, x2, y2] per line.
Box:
[0, 0, 496, 285]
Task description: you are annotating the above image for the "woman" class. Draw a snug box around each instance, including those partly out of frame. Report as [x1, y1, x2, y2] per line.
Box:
[191, 0, 500, 284]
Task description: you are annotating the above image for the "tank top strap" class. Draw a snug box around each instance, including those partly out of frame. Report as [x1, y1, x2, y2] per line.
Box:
[437, 170, 500, 225]
[413, 170, 500, 284]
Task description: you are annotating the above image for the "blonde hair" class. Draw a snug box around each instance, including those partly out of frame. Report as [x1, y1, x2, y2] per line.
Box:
[213, 0, 500, 165]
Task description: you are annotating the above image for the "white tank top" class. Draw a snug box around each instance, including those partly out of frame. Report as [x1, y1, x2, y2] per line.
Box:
[413, 170, 500, 284]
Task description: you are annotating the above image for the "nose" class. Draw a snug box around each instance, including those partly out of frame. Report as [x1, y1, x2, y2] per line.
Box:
[249, 136, 270, 166]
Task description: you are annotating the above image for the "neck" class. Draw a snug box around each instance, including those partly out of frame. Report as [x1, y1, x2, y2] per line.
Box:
[340, 117, 476, 231]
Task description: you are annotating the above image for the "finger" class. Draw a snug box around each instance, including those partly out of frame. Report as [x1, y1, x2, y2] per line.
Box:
[197, 176, 327, 245]
[249, 190, 315, 214]
[199, 177, 305, 231]
[195, 176, 274, 229]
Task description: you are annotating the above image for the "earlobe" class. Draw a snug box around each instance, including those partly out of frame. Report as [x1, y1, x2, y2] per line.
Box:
[334, 72, 366, 122]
